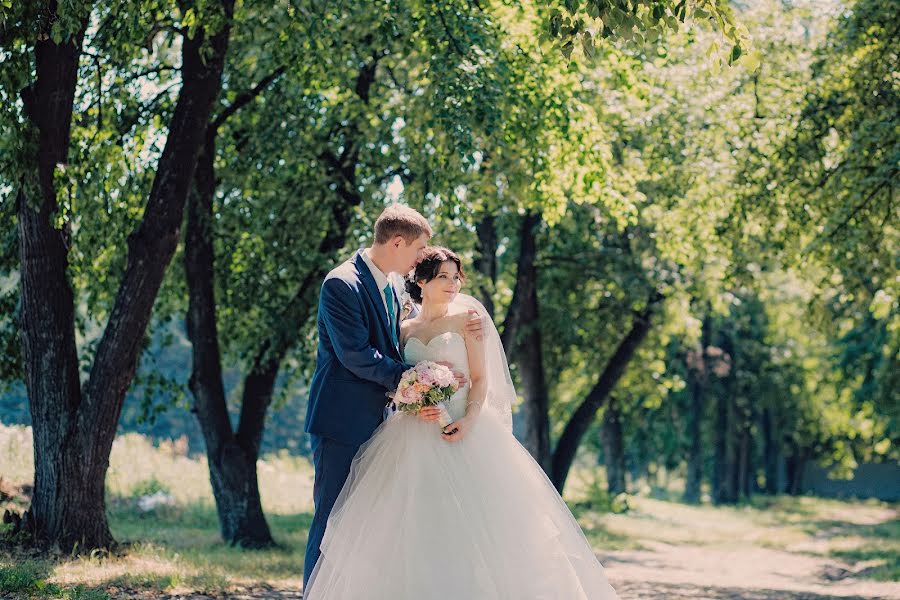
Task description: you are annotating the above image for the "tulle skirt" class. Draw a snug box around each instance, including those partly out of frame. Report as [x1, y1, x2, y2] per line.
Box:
[303, 408, 620, 599]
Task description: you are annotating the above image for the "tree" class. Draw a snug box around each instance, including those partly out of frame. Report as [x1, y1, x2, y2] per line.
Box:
[180, 0, 545, 545]
[768, 0, 898, 447]
[2, 0, 233, 549]
[682, 314, 713, 503]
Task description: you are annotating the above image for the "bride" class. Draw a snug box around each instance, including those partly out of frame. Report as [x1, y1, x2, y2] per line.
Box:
[303, 247, 620, 599]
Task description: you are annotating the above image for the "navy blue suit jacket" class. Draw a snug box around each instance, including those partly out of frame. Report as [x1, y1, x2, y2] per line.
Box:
[304, 250, 410, 447]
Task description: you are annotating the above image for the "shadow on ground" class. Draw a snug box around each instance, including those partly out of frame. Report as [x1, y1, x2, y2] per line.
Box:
[615, 581, 898, 599]
[100, 580, 897, 600]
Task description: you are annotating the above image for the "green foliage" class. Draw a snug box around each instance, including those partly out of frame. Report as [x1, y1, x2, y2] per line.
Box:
[538, 0, 750, 65]
[0, 279, 20, 384]
[774, 0, 898, 282]
[0, 562, 108, 600]
[758, 0, 899, 456]
[576, 471, 632, 514]
[129, 477, 171, 498]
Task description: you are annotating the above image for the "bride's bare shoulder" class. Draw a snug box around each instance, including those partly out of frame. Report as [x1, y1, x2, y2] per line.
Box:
[400, 316, 423, 343]
[400, 316, 428, 344]
[445, 310, 469, 333]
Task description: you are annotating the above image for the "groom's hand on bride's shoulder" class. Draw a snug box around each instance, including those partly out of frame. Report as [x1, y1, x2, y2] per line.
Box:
[465, 309, 484, 341]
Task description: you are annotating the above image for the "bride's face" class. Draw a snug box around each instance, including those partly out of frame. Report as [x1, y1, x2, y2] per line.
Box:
[419, 260, 462, 306]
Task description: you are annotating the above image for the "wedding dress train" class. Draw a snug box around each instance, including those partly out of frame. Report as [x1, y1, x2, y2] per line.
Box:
[303, 330, 620, 599]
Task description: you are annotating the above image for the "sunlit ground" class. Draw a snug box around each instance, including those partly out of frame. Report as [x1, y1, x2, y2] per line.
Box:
[1, 425, 897, 599]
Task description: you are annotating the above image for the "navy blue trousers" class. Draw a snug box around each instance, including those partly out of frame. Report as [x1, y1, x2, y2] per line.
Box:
[303, 435, 360, 590]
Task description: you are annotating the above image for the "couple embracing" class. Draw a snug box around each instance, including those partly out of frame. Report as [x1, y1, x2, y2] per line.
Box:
[302, 205, 620, 599]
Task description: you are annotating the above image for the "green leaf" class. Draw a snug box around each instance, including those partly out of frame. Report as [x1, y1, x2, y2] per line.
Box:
[183, 8, 197, 29]
[582, 32, 595, 58]
[50, 21, 63, 45]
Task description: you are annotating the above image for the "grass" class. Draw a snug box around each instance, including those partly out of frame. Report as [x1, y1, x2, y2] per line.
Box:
[1, 425, 312, 597]
[825, 518, 900, 581]
[1, 423, 898, 598]
[731, 494, 900, 580]
[0, 561, 108, 600]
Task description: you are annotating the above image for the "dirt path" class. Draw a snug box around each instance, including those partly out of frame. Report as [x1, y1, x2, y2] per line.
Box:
[602, 542, 900, 599]
[595, 496, 900, 600]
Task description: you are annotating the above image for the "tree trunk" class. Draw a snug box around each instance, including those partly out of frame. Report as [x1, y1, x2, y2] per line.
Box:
[185, 133, 275, 547]
[183, 56, 376, 545]
[601, 397, 626, 494]
[183, 63, 287, 548]
[474, 214, 497, 318]
[712, 391, 728, 503]
[683, 316, 711, 504]
[785, 446, 808, 495]
[550, 291, 663, 493]
[506, 214, 551, 469]
[683, 367, 705, 503]
[738, 393, 755, 499]
[713, 333, 739, 504]
[495, 213, 549, 467]
[499, 213, 537, 358]
[762, 408, 779, 494]
[737, 424, 751, 499]
[19, 3, 232, 550]
[15, 10, 107, 549]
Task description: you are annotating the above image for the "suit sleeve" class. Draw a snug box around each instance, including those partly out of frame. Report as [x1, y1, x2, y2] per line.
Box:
[320, 278, 407, 390]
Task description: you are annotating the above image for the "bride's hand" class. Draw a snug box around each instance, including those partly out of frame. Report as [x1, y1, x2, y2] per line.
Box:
[417, 406, 441, 422]
[441, 415, 473, 443]
[436, 360, 467, 387]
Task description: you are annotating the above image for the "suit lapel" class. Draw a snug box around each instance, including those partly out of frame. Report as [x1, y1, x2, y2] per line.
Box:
[354, 251, 396, 352]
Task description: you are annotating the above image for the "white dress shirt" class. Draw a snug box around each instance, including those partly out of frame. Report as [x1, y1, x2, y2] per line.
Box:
[362, 248, 393, 321]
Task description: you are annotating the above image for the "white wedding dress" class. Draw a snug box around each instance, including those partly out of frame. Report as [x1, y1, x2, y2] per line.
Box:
[303, 330, 620, 599]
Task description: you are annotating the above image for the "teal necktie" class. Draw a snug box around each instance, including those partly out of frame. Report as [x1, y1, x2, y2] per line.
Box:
[384, 283, 398, 347]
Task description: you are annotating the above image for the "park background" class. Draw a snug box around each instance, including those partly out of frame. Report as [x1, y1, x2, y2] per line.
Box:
[0, 0, 897, 598]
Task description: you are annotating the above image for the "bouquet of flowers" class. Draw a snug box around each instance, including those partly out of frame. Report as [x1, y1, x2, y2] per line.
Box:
[393, 361, 461, 428]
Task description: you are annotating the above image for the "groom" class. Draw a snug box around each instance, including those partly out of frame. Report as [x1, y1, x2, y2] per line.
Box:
[302, 205, 435, 588]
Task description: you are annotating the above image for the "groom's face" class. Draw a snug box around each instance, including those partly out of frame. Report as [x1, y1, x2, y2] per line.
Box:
[392, 234, 429, 274]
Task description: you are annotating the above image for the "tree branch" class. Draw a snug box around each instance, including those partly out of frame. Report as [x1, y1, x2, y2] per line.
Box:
[125, 65, 180, 83]
[812, 178, 891, 247]
[210, 65, 286, 133]
[550, 290, 665, 492]
[435, 4, 467, 57]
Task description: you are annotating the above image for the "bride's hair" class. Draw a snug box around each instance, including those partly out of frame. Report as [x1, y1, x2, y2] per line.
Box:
[404, 246, 466, 303]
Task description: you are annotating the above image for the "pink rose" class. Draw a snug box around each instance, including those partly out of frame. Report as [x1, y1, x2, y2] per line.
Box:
[433, 366, 455, 388]
[397, 386, 420, 405]
[415, 366, 436, 386]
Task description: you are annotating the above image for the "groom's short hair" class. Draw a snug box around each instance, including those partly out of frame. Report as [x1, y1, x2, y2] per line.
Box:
[374, 205, 432, 245]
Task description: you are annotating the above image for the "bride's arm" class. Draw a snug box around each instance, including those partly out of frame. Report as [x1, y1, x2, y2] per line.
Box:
[463, 330, 487, 417]
[441, 328, 486, 442]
